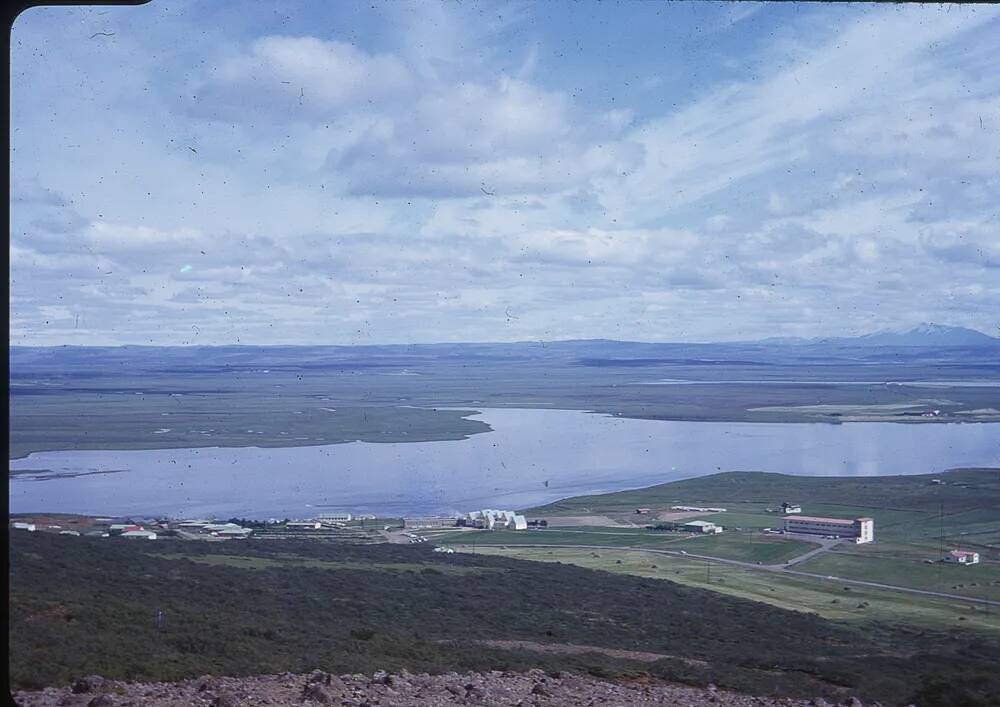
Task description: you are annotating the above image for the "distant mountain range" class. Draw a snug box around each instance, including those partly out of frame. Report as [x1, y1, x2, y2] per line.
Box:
[9, 326, 998, 366]
[755, 323, 999, 348]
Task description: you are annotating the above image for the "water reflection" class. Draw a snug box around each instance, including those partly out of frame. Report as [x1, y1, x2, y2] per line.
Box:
[9, 408, 1000, 518]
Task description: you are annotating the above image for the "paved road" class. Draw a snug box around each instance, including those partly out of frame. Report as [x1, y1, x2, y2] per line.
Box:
[463, 542, 1000, 607]
[779, 535, 844, 567]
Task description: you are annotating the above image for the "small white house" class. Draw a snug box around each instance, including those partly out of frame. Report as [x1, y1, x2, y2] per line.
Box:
[11, 522, 36, 532]
[944, 550, 980, 565]
[59, 530, 81, 536]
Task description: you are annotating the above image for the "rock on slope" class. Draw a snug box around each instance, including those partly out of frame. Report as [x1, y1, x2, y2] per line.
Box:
[13, 669, 876, 707]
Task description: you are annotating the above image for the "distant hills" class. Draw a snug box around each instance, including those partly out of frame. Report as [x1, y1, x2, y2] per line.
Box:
[755, 323, 999, 348]
[9, 325, 998, 366]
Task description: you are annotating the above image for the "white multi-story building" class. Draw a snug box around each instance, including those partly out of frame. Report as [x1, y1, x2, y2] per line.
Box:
[782, 515, 874, 543]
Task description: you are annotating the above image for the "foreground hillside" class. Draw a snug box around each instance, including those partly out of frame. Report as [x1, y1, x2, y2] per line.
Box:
[10, 532, 1000, 705]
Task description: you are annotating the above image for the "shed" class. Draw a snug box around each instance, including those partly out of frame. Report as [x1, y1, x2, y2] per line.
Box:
[121, 529, 157, 540]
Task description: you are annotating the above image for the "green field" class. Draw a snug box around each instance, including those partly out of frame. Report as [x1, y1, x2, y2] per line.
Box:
[432, 525, 819, 565]
[528, 469, 1000, 559]
[673, 532, 818, 564]
[463, 545, 1000, 634]
[472, 468, 1000, 645]
[529, 468, 1000, 519]
[444, 526, 689, 549]
[798, 549, 1000, 601]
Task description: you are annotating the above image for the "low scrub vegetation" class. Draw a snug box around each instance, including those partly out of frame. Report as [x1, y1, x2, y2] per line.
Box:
[10, 532, 1000, 705]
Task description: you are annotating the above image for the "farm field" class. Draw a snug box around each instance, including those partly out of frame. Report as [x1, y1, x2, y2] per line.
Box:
[453, 468, 1000, 640]
[530, 468, 998, 512]
[462, 545, 1000, 634]
[672, 532, 818, 564]
[528, 469, 1000, 555]
[427, 524, 820, 565]
[434, 526, 690, 549]
[798, 550, 1000, 601]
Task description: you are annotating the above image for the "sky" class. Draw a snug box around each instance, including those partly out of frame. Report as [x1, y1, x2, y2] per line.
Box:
[9, 1, 1000, 346]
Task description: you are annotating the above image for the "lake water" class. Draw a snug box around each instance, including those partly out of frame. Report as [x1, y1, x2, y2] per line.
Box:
[8, 408, 1000, 518]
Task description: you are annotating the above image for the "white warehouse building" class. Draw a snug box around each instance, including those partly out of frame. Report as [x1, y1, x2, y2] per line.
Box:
[465, 509, 528, 531]
[682, 520, 723, 534]
[782, 515, 874, 543]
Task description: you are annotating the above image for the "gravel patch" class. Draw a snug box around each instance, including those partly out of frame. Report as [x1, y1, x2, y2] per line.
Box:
[12, 669, 877, 707]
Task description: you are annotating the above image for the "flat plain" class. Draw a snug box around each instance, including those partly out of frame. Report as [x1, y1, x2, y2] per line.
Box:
[452, 468, 1000, 635]
[11, 341, 1000, 458]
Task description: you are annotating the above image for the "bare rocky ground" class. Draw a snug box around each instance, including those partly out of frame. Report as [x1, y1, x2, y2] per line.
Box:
[12, 669, 879, 707]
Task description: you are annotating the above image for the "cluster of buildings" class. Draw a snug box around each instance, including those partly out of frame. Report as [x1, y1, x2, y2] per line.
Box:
[9, 518, 164, 539]
[651, 519, 724, 534]
[765, 502, 803, 514]
[459, 509, 528, 531]
[944, 550, 980, 565]
[174, 520, 253, 539]
[670, 505, 727, 513]
[109, 523, 159, 540]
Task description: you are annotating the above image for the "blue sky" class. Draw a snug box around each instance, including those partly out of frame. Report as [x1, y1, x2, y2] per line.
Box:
[10, 1, 1000, 345]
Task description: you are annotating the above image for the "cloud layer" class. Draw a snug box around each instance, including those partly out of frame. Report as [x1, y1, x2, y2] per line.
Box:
[9, 2, 1000, 344]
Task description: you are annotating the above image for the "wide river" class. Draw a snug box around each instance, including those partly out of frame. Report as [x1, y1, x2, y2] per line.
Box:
[8, 408, 1000, 518]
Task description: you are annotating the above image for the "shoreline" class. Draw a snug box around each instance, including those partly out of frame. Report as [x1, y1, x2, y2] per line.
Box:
[10, 406, 1000, 462]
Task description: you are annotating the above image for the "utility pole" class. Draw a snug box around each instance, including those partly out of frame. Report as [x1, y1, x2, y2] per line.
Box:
[938, 501, 944, 590]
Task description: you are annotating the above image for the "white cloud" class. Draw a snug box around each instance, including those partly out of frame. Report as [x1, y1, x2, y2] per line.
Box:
[8, 3, 1000, 344]
[192, 35, 413, 122]
[84, 221, 204, 251]
[329, 75, 636, 197]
